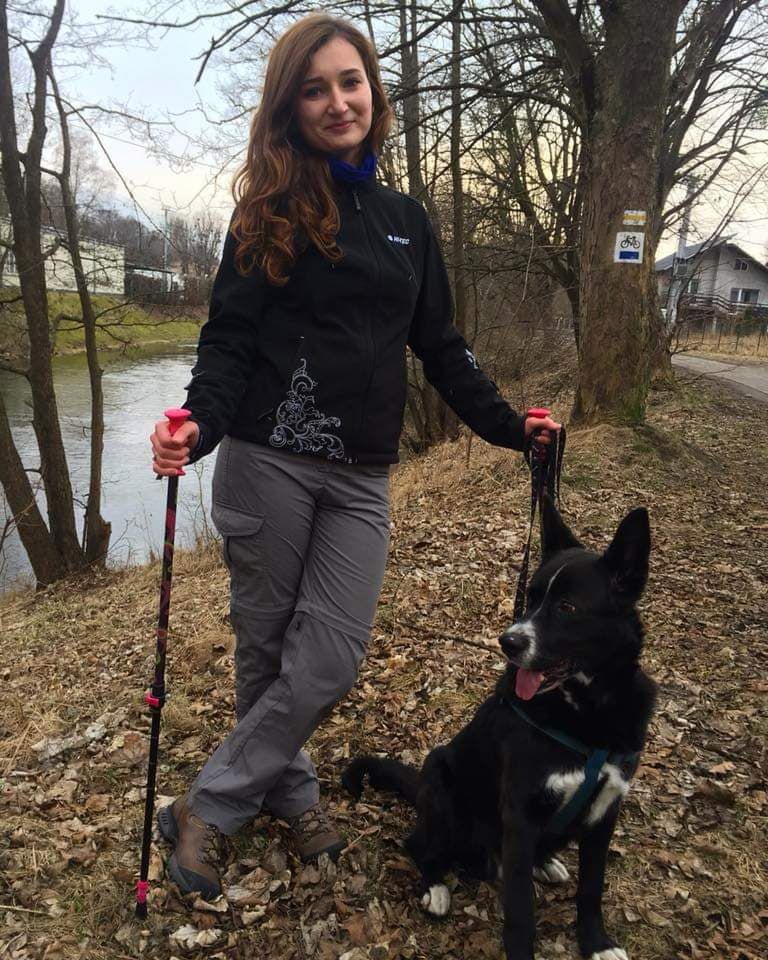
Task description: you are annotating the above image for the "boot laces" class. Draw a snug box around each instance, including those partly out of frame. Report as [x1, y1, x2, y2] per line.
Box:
[200, 823, 223, 864]
[291, 805, 331, 843]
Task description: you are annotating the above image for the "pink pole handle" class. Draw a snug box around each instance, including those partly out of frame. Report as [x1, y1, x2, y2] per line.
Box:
[526, 407, 552, 461]
[526, 406, 551, 420]
[164, 407, 191, 476]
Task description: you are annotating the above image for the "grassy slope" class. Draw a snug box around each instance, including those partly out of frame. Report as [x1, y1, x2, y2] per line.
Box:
[0, 364, 766, 960]
[0, 291, 201, 357]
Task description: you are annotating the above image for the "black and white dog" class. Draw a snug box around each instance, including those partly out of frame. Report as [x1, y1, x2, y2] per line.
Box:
[343, 497, 656, 960]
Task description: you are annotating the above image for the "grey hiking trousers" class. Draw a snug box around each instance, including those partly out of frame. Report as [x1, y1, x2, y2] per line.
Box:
[187, 438, 390, 835]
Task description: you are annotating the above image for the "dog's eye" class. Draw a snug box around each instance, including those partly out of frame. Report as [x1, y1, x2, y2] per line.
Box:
[558, 599, 577, 614]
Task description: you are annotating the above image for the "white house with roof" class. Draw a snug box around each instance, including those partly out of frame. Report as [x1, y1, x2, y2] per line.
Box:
[656, 239, 768, 317]
[0, 217, 124, 296]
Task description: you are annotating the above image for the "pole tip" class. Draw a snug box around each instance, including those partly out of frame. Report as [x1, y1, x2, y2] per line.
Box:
[135, 879, 150, 918]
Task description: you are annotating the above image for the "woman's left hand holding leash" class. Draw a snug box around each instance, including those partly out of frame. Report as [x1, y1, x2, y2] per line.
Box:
[524, 414, 561, 447]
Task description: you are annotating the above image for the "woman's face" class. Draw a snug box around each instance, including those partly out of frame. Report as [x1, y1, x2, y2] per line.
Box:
[294, 36, 373, 164]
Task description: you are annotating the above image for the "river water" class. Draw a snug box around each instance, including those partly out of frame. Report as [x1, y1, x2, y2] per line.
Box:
[0, 344, 213, 593]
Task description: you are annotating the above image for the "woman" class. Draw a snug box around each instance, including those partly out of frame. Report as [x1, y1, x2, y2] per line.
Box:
[150, 13, 560, 900]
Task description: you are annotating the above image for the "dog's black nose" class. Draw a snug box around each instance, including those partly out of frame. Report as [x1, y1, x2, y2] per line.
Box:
[499, 626, 528, 655]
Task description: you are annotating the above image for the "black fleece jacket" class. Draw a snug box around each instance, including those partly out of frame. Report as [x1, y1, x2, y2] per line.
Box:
[185, 177, 526, 464]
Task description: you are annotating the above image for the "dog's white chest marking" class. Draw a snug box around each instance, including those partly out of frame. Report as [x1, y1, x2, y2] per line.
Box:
[546, 761, 630, 826]
[547, 768, 585, 805]
[591, 949, 628, 960]
[587, 762, 630, 823]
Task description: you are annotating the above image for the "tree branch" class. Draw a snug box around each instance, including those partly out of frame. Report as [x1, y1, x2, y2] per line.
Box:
[530, 0, 596, 120]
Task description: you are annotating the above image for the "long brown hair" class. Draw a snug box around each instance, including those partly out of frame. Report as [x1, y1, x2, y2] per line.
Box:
[231, 14, 393, 285]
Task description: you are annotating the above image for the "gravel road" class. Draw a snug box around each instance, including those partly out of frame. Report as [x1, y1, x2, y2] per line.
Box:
[672, 353, 768, 403]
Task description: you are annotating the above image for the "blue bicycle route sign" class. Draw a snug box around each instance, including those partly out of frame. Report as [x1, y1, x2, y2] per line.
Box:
[614, 231, 645, 263]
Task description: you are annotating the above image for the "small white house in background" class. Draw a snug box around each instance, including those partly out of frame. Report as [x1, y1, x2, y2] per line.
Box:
[656, 238, 768, 312]
[0, 217, 125, 296]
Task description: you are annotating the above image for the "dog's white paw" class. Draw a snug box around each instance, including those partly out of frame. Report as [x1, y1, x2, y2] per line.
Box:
[533, 857, 570, 884]
[591, 949, 628, 960]
[421, 884, 451, 917]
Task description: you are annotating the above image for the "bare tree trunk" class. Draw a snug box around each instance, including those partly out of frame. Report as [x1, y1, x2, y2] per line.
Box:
[442, 3, 465, 441]
[648, 209, 675, 383]
[400, 0, 425, 201]
[51, 72, 111, 564]
[572, 2, 679, 424]
[563, 273, 581, 347]
[0, 0, 85, 584]
[399, 0, 442, 232]
[0, 392, 61, 585]
[399, 0, 446, 447]
[450, 8, 466, 340]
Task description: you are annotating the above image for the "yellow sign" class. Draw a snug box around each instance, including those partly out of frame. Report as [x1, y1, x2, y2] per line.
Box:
[623, 210, 647, 227]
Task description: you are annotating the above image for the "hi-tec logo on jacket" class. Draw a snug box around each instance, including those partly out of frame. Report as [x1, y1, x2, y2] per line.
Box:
[387, 234, 410, 246]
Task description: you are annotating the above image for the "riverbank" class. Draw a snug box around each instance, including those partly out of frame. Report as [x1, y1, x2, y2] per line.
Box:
[1, 369, 766, 960]
[0, 290, 203, 360]
[0, 342, 209, 593]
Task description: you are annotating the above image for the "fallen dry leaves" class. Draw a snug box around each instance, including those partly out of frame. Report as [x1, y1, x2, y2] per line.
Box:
[1, 361, 766, 960]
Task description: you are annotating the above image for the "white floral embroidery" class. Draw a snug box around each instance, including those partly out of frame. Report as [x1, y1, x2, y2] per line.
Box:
[269, 358, 346, 459]
[465, 347, 479, 369]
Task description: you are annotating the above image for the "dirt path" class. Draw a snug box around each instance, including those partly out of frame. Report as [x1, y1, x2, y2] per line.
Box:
[672, 353, 768, 403]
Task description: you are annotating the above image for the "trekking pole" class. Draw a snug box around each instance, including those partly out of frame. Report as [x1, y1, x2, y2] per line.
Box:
[136, 407, 191, 919]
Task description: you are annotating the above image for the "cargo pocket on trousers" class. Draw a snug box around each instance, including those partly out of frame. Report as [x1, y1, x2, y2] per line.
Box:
[211, 501, 270, 611]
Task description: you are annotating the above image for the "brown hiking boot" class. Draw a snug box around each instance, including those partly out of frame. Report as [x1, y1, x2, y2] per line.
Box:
[157, 796, 223, 900]
[287, 803, 346, 863]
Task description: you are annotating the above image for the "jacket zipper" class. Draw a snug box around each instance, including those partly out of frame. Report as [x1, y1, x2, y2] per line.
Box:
[353, 186, 380, 457]
[257, 334, 305, 421]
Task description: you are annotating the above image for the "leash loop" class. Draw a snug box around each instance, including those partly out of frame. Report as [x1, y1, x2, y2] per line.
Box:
[513, 411, 566, 621]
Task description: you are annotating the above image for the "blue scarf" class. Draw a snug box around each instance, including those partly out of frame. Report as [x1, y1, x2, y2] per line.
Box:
[328, 150, 377, 184]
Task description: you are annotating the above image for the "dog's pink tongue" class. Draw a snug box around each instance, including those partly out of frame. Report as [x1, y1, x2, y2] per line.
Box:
[515, 668, 545, 701]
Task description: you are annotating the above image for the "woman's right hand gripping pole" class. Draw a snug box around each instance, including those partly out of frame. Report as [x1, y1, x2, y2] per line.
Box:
[150, 417, 200, 477]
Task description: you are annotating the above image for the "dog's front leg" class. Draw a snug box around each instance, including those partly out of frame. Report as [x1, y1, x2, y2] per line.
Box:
[576, 806, 627, 960]
[500, 809, 537, 960]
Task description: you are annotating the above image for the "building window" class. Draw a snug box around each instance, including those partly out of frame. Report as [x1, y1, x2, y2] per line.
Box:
[730, 288, 760, 304]
[4, 249, 17, 274]
[688, 279, 700, 295]
[734, 258, 749, 271]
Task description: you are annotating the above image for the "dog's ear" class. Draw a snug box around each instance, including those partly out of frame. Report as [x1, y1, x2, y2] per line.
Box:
[602, 508, 651, 602]
[540, 493, 582, 558]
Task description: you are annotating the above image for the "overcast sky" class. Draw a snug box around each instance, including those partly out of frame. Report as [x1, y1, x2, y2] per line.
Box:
[64, 1, 241, 229]
[62, 1, 766, 262]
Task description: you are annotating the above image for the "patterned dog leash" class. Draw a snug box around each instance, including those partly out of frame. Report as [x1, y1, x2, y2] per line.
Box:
[512, 407, 566, 621]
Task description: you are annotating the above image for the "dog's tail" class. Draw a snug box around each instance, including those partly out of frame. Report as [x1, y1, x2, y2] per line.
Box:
[342, 755, 420, 807]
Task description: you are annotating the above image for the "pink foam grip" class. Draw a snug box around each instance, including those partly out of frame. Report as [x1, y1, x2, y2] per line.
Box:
[136, 880, 150, 903]
[163, 407, 191, 476]
[164, 407, 191, 436]
[526, 407, 551, 419]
